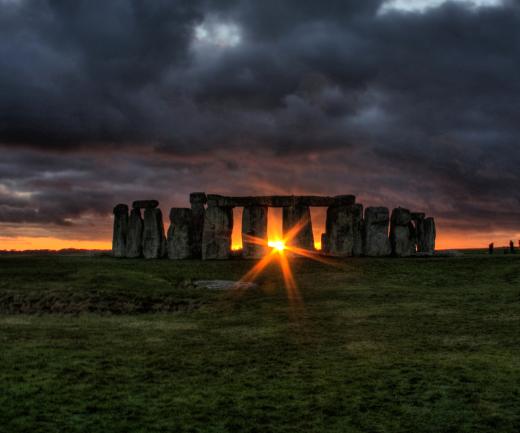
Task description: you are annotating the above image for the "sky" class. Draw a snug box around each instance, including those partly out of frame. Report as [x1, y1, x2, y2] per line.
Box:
[0, 0, 519, 250]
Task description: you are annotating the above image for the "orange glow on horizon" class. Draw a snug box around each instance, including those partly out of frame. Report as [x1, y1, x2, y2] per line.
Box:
[0, 237, 111, 251]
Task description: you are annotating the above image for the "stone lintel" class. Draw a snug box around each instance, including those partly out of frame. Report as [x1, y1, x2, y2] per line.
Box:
[132, 200, 159, 209]
[206, 194, 355, 208]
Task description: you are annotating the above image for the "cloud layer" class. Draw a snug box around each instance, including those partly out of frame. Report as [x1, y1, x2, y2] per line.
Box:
[1, 0, 519, 247]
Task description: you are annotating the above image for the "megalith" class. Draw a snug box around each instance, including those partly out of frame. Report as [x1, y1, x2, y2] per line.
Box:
[190, 192, 207, 258]
[126, 208, 144, 258]
[167, 208, 194, 259]
[325, 203, 363, 256]
[242, 205, 268, 258]
[390, 208, 416, 257]
[363, 207, 391, 257]
[112, 204, 128, 258]
[142, 208, 166, 259]
[282, 204, 314, 250]
[422, 217, 436, 254]
[132, 200, 159, 209]
[202, 205, 233, 260]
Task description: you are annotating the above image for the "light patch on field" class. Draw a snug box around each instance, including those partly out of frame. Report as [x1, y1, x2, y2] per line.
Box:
[114, 319, 199, 332]
[0, 317, 33, 326]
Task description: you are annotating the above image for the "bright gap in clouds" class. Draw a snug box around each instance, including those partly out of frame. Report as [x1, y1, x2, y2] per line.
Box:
[194, 18, 242, 49]
[379, 0, 503, 14]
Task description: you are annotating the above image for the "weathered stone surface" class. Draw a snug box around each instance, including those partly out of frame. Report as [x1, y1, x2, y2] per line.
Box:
[190, 192, 207, 258]
[390, 208, 416, 257]
[132, 200, 159, 209]
[363, 207, 391, 257]
[167, 208, 194, 259]
[411, 212, 425, 252]
[333, 195, 356, 206]
[422, 217, 436, 254]
[202, 206, 233, 260]
[126, 208, 143, 258]
[142, 208, 166, 259]
[325, 203, 363, 256]
[283, 205, 314, 250]
[112, 204, 128, 258]
[320, 233, 328, 253]
[206, 195, 355, 208]
[242, 205, 268, 258]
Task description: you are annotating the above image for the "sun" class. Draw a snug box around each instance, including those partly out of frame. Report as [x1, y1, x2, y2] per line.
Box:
[268, 240, 285, 252]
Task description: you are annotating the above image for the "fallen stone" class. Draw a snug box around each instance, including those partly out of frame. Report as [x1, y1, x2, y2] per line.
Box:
[126, 208, 143, 258]
[363, 207, 391, 256]
[242, 205, 268, 258]
[112, 204, 128, 258]
[202, 206, 233, 259]
[283, 204, 314, 250]
[390, 208, 416, 257]
[167, 208, 194, 259]
[132, 200, 159, 209]
[142, 208, 166, 259]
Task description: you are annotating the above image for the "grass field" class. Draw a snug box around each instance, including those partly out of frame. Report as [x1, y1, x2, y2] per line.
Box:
[1, 253, 519, 432]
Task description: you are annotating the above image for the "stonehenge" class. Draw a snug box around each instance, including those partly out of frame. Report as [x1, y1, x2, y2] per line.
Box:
[283, 204, 314, 250]
[363, 207, 392, 256]
[167, 208, 194, 259]
[202, 205, 234, 260]
[112, 204, 128, 258]
[143, 208, 166, 259]
[126, 208, 144, 258]
[390, 208, 417, 257]
[323, 203, 363, 257]
[242, 205, 268, 258]
[112, 194, 437, 259]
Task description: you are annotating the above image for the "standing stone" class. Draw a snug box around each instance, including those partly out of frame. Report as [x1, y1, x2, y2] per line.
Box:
[390, 208, 416, 257]
[283, 205, 314, 250]
[126, 208, 144, 258]
[112, 204, 128, 258]
[325, 203, 363, 257]
[190, 192, 206, 259]
[167, 208, 194, 259]
[142, 208, 166, 259]
[202, 206, 233, 260]
[242, 205, 268, 258]
[422, 217, 436, 255]
[363, 207, 391, 257]
[321, 233, 328, 253]
[411, 212, 426, 252]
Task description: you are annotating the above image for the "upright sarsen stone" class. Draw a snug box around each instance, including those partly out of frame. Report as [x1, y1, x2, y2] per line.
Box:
[390, 208, 416, 257]
[363, 207, 391, 256]
[167, 208, 194, 259]
[202, 206, 233, 260]
[325, 203, 363, 256]
[126, 208, 144, 258]
[190, 192, 206, 259]
[142, 208, 166, 259]
[112, 204, 129, 258]
[283, 205, 314, 250]
[422, 217, 436, 254]
[242, 205, 268, 258]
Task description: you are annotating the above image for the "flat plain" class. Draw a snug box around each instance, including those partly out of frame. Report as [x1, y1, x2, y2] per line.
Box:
[0, 253, 519, 432]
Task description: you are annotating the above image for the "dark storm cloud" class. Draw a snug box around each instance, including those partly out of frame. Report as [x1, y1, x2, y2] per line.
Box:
[0, 0, 519, 243]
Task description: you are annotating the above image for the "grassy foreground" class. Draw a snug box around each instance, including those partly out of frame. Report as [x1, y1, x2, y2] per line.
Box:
[0, 254, 519, 432]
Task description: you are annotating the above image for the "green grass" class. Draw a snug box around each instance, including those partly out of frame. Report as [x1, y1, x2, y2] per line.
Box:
[1, 254, 519, 432]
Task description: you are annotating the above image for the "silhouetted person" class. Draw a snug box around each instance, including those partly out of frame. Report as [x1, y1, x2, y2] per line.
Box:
[488, 243, 494, 255]
[510, 240, 515, 254]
